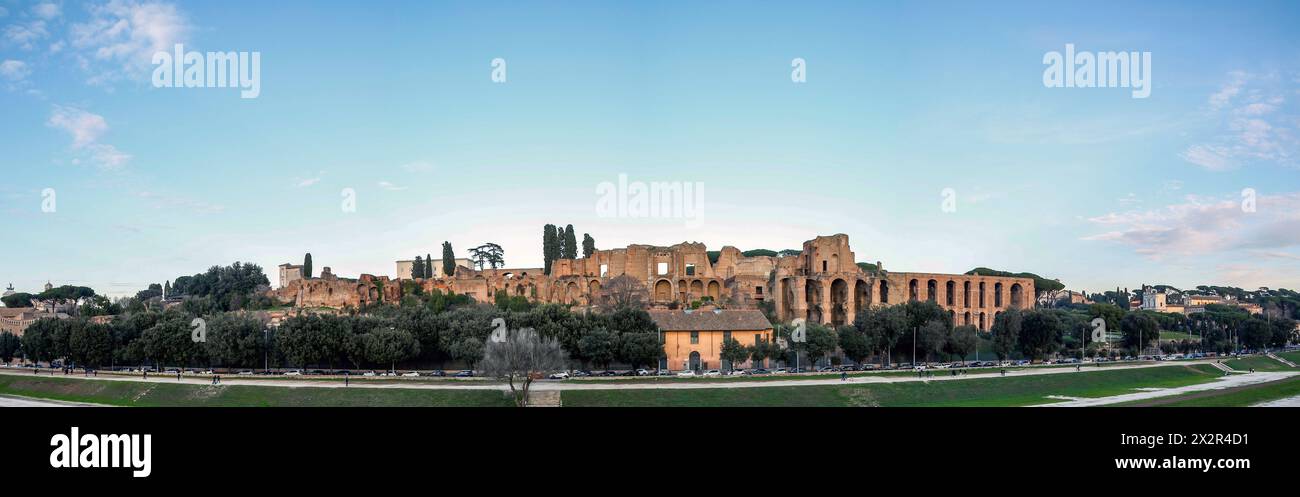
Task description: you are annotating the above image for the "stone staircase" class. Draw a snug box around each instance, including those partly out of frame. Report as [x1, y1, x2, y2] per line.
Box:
[1209, 361, 1235, 373]
[1266, 352, 1298, 368]
[526, 390, 562, 407]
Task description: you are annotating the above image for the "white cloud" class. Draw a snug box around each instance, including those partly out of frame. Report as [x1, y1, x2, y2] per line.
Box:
[69, 0, 189, 85]
[0, 59, 30, 80]
[378, 181, 408, 191]
[399, 161, 435, 173]
[294, 175, 322, 188]
[4, 20, 48, 50]
[1083, 191, 1300, 258]
[46, 105, 131, 170]
[136, 191, 224, 214]
[1184, 71, 1300, 171]
[32, 3, 62, 20]
[48, 105, 109, 148]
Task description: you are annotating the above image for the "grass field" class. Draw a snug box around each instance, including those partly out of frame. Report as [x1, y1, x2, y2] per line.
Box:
[561, 364, 1223, 407]
[1116, 375, 1300, 407]
[0, 375, 513, 407]
[1159, 331, 1200, 341]
[1224, 355, 1295, 372]
[1277, 351, 1300, 364]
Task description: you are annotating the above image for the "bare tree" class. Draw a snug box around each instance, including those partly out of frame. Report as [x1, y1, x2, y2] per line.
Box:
[479, 328, 568, 407]
[597, 274, 649, 311]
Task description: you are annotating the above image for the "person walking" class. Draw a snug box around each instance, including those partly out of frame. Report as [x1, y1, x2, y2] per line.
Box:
[840, 371, 847, 382]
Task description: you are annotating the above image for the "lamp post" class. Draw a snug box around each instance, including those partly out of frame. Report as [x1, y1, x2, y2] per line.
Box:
[263, 328, 269, 373]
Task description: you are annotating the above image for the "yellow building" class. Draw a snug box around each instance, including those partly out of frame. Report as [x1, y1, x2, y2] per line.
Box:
[648, 309, 773, 372]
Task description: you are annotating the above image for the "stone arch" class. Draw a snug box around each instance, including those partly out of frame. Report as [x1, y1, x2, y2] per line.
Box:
[780, 278, 794, 320]
[854, 279, 870, 316]
[654, 279, 672, 302]
[368, 286, 379, 303]
[979, 312, 986, 331]
[963, 311, 971, 326]
[909, 279, 919, 302]
[994, 282, 1004, 307]
[879, 279, 890, 304]
[979, 282, 986, 308]
[516, 284, 525, 296]
[1010, 283, 1024, 309]
[829, 254, 839, 273]
[945, 280, 955, 306]
[565, 281, 580, 303]
[806, 280, 823, 323]
[678, 279, 687, 302]
[927, 279, 938, 302]
[690, 280, 704, 300]
[706, 280, 721, 301]
[830, 278, 849, 327]
[589, 279, 602, 296]
[963, 281, 971, 308]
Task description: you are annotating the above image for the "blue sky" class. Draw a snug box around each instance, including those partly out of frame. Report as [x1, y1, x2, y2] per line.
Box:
[2, 0, 1299, 298]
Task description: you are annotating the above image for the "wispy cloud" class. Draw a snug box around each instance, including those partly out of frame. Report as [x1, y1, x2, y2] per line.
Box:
[0, 59, 30, 81]
[1183, 71, 1299, 171]
[293, 172, 324, 188]
[1084, 191, 1300, 259]
[69, 0, 189, 86]
[32, 3, 62, 20]
[377, 180, 407, 191]
[399, 160, 434, 173]
[136, 191, 225, 214]
[46, 105, 132, 170]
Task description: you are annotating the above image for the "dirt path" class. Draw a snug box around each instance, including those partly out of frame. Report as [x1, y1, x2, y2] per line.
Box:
[1035, 371, 1298, 407]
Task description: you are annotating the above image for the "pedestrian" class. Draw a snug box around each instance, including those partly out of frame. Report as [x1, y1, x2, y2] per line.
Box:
[1000, 369, 1006, 376]
[840, 371, 847, 382]
[143, 370, 147, 379]
[345, 372, 350, 387]
[177, 370, 181, 381]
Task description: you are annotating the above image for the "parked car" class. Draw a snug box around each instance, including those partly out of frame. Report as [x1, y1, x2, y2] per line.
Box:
[548, 372, 570, 380]
[454, 370, 474, 378]
[283, 370, 302, 376]
[727, 369, 748, 376]
[237, 370, 254, 375]
[702, 369, 722, 377]
[362, 371, 376, 377]
[427, 370, 446, 377]
[676, 370, 697, 377]
[635, 369, 651, 376]
[750, 368, 771, 375]
[401, 371, 420, 377]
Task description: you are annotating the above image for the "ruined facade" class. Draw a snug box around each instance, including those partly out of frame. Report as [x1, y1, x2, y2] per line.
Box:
[269, 234, 1035, 330]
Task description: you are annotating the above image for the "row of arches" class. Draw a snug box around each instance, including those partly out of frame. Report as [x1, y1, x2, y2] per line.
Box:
[652, 278, 723, 303]
[907, 279, 1024, 309]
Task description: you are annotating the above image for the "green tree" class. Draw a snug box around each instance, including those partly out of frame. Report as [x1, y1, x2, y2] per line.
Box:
[853, 304, 908, 366]
[442, 242, 456, 277]
[578, 328, 617, 369]
[543, 224, 559, 274]
[0, 332, 20, 363]
[719, 337, 749, 371]
[563, 225, 578, 259]
[1120, 311, 1159, 354]
[411, 256, 425, 279]
[991, 308, 1022, 360]
[917, 320, 948, 363]
[303, 253, 313, 279]
[469, 243, 505, 270]
[617, 332, 661, 370]
[582, 233, 596, 258]
[1018, 310, 1062, 360]
[68, 322, 113, 368]
[204, 313, 267, 369]
[838, 325, 873, 366]
[945, 325, 979, 363]
[364, 327, 420, 372]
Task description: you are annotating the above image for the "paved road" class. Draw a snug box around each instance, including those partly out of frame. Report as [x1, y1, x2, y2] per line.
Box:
[1254, 394, 1300, 407]
[0, 360, 1222, 392]
[1035, 371, 1300, 407]
[0, 394, 97, 407]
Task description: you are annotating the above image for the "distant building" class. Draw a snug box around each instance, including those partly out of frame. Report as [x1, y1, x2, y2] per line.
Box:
[0, 307, 67, 336]
[648, 308, 773, 372]
[396, 258, 472, 279]
[278, 263, 304, 289]
[1141, 286, 1167, 312]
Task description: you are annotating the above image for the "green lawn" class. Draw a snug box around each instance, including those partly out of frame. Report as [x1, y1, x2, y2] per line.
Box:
[1223, 355, 1294, 372]
[1276, 351, 1300, 364]
[561, 364, 1222, 407]
[1159, 331, 1200, 341]
[1120, 375, 1300, 407]
[0, 375, 512, 407]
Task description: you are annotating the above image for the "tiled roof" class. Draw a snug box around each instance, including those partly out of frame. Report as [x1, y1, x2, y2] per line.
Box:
[647, 309, 772, 331]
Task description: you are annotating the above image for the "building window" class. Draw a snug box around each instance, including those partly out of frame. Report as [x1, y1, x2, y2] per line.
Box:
[690, 331, 699, 344]
[754, 333, 762, 343]
[600, 264, 608, 277]
[723, 331, 731, 341]
[755, 286, 763, 295]
[657, 262, 669, 275]
[685, 263, 695, 276]
[822, 260, 828, 272]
